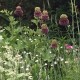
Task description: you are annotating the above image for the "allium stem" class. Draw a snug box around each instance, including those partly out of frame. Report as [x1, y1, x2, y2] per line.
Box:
[74, 1, 80, 80]
[74, 2, 80, 50]
[47, 0, 51, 8]
[43, 0, 45, 10]
[71, 0, 75, 52]
[55, 14, 60, 37]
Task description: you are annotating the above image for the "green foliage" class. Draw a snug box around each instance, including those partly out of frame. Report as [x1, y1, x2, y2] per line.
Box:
[0, 1, 80, 80]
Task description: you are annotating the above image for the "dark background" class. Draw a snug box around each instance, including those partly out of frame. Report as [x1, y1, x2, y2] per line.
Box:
[0, 0, 80, 21]
[0, 0, 80, 33]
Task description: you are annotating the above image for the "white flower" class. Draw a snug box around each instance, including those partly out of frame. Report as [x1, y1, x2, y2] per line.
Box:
[35, 60, 38, 63]
[26, 68, 29, 71]
[34, 39, 37, 41]
[65, 61, 69, 64]
[51, 64, 53, 67]
[0, 35, 3, 41]
[29, 38, 32, 41]
[21, 66, 24, 69]
[59, 57, 64, 61]
[54, 61, 57, 64]
[60, 58, 64, 61]
[49, 51, 52, 53]
[15, 54, 22, 60]
[0, 29, 5, 33]
[44, 63, 47, 66]
[28, 76, 33, 80]
[36, 55, 38, 57]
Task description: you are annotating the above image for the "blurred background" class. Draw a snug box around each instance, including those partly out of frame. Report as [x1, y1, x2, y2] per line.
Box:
[0, 0, 80, 38]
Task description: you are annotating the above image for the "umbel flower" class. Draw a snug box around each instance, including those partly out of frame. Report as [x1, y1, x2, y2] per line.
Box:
[40, 10, 49, 21]
[34, 7, 42, 18]
[50, 39, 58, 48]
[59, 14, 69, 26]
[14, 6, 23, 17]
[41, 24, 49, 34]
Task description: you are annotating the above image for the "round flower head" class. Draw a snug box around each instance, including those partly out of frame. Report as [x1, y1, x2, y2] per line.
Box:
[59, 14, 69, 26]
[51, 39, 58, 48]
[34, 7, 42, 18]
[41, 24, 49, 34]
[14, 6, 23, 17]
[41, 10, 49, 21]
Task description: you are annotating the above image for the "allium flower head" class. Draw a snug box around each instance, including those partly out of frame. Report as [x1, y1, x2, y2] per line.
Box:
[41, 10, 49, 21]
[34, 7, 42, 18]
[51, 39, 58, 48]
[41, 24, 49, 34]
[14, 6, 23, 17]
[59, 14, 69, 26]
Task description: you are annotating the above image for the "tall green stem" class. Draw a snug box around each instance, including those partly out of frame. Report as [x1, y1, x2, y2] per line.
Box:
[74, 1, 80, 80]
[74, 2, 80, 50]
[71, 0, 75, 52]
[43, 0, 45, 10]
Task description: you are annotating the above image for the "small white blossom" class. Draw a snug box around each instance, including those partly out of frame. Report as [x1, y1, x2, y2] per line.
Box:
[26, 68, 29, 71]
[36, 55, 38, 57]
[16, 39, 19, 40]
[0, 35, 3, 42]
[54, 61, 57, 64]
[29, 38, 32, 41]
[34, 39, 37, 41]
[49, 51, 52, 53]
[28, 76, 33, 80]
[51, 64, 53, 67]
[60, 58, 64, 61]
[21, 66, 24, 69]
[65, 61, 69, 64]
[35, 60, 38, 63]
[44, 63, 47, 66]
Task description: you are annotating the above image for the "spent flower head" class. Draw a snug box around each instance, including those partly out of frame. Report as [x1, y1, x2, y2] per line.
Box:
[50, 39, 58, 48]
[14, 6, 23, 17]
[34, 7, 42, 18]
[59, 14, 69, 26]
[40, 10, 49, 21]
[41, 24, 49, 34]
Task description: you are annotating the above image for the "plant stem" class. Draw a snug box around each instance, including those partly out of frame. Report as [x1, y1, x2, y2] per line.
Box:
[71, 0, 75, 54]
[43, 0, 45, 10]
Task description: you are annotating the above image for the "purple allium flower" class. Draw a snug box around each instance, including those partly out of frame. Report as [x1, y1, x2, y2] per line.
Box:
[59, 14, 69, 26]
[50, 39, 58, 48]
[14, 6, 23, 17]
[34, 7, 42, 18]
[40, 10, 49, 21]
[41, 24, 49, 34]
